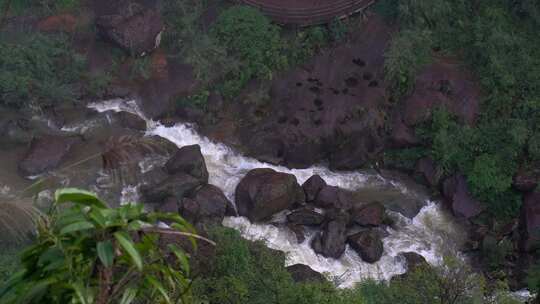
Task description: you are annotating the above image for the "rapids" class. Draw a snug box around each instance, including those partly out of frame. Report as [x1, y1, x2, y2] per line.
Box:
[90, 99, 464, 288]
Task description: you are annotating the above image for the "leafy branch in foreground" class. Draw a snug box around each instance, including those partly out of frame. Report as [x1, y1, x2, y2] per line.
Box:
[0, 188, 208, 304]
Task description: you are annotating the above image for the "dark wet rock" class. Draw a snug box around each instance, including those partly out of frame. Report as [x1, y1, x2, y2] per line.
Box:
[18, 135, 79, 176]
[96, 2, 163, 55]
[157, 196, 180, 214]
[115, 111, 146, 131]
[415, 157, 441, 187]
[348, 230, 384, 263]
[352, 202, 385, 227]
[165, 145, 208, 183]
[287, 207, 325, 226]
[401, 252, 428, 272]
[302, 175, 326, 202]
[241, 16, 392, 169]
[513, 169, 538, 192]
[0, 118, 33, 145]
[313, 185, 353, 210]
[235, 168, 302, 222]
[287, 264, 326, 283]
[184, 184, 230, 224]
[311, 215, 348, 259]
[329, 132, 383, 170]
[141, 172, 202, 203]
[181, 198, 200, 223]
[284, 141, 323, 169]
[244, 135, 285, 165]
[139, 60, 197, 119]
[225, 201, 238, 216]
[442, 174, 485, 219]
[159, 231, 216, 277]
[520, 192, 540, 252]
[287, 223, 306, 243]
[206, 92, 224, 113]
[389, 116, 421, 148]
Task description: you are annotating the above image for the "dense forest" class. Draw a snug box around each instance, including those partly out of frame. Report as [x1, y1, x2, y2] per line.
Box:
[0, 0, 539, 303]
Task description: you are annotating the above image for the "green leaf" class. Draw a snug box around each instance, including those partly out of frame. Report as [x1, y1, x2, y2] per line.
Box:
[119, 287, 137, 304]
[168, 244, 190, 276]
[147, 276, 171, 304]
[55, 188, 107, 208]
[114, 231, 143, 271]
[88, 209, 107, 228]
[59, 220, 95, 235]
[97, 241, 114, 267]
[72, 282, 91, 304]
[20, 279, 51, 304]
[127, 220, 148, 231]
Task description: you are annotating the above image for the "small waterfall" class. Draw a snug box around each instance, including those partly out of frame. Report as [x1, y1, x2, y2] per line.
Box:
[89, 99, 464, 288]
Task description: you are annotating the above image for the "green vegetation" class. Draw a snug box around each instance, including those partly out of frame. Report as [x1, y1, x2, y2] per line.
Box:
[0, 248, 21, 284]
[383, 29, 432, 99]
[381, 0, 540, 219]
[0, 0, 80, 18]
[0, 188, 197, 304]
[162, 3, 334, 106]
[0, 34, 85, 108]
[194, 227, 518, 304]
[211, 6, 287, 99]
[1, 216, 521, 304]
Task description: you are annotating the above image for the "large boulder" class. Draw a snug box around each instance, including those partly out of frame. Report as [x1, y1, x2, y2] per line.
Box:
[401, 252, 428, 272]
[311, 214, 348, 259]
[287, 207, 325, 226]
[115, 111, 146, 131]
[347, 230, 384, 263]
[302, 175, 326, 202]
[182, 184, 230, 224]
[96, 2, 163, 56]
[313, 185, 353, 210]
[351, 202, 385, 227]
[442, 174, 485, 219]
[235, 168, 302, 222]
[286, 264, 326, 283]
[287, 223, 306, 243]
[165, 145, 208, 183]
[141, 172, 202, 203]
[415, 157, 441, 187]
[19, 135, 79, 176]
[520, 192, 540, 252]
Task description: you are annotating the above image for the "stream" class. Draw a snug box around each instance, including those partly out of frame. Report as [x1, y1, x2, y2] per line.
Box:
[90, 99, 465, 288]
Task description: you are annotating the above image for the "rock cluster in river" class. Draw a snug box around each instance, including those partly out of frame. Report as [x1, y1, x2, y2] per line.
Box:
[235, 170, 390, 263]
[140, 144, 233, 228]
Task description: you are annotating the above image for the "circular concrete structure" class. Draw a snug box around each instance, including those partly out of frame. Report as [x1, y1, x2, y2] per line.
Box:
[240, 0, 375, 25]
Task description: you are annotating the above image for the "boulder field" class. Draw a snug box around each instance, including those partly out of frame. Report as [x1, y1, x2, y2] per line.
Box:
[138, 143, 395, 264]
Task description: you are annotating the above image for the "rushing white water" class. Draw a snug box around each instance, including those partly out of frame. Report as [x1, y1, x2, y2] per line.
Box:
[90, 99, 464, 288]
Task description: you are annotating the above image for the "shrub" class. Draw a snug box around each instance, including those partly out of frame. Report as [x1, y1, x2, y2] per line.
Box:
[357, 256, 486, 304]
[0, 248, 21, 284]
[383, 147, 428, 171]
[0, 34, 85, 108]
[285, 26, 329, 66]
[328, 18, 348, 43]
[193, 227, 343, 304]
[384, 29, 432, 98]
[211, 6, 287, 98]
[0, 188, 197, 304]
